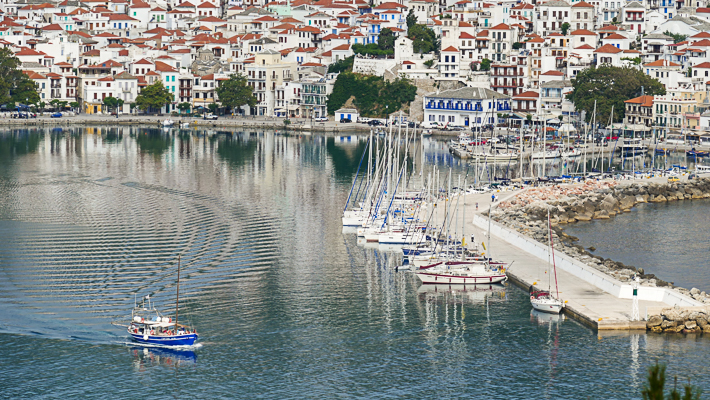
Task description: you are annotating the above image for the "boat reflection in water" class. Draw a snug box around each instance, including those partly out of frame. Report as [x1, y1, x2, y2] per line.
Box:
[130, 346, 197, 370]
[530, 309, 565, 325]
[417, 283, 506, 304]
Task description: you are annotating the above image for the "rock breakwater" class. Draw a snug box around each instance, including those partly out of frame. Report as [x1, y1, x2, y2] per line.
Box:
[489, 179, 710, 317]
[646, 305, 710, 334]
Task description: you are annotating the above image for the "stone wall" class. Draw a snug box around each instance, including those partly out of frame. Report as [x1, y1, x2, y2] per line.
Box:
[352, 57, 397, 76]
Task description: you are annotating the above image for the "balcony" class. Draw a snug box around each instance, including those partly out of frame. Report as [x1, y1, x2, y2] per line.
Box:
[425, 103, 483, 111]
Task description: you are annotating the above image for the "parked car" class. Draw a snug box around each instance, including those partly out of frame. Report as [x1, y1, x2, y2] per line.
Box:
[340, 118, 352, 123]
[368, 120, 383, 126]
[422, 121, 439, 129]
[203, 113, 218, 120]
[668, 176, 680, 183]
[314, 116, 328, 122]
[51, 112, 62, 118]
[407, 121, 418, 128]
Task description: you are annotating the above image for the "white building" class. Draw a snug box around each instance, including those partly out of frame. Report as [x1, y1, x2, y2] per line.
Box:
[423, 87, 511, 128]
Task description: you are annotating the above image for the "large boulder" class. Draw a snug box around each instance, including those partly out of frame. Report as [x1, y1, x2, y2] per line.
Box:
[646, 315, 663, 328]
[618, 195, 636, 210]
[661, 319, 677, 329]
[661, 309, 684, 322]
[685, 320, 698, 329]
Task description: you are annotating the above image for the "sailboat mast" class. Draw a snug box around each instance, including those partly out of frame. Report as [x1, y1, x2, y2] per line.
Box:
[175, 256, 181, 329]
[548, 211, 560, 299]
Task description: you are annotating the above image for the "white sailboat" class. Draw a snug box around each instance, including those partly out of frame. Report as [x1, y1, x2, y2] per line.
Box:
[530, 210, 564, 314]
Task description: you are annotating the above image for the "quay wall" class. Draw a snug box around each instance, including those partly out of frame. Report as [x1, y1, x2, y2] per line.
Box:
[473, 215, 702, 309]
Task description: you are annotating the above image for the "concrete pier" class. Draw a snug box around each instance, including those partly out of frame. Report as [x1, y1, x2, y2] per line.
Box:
[437, 187, 699, 330]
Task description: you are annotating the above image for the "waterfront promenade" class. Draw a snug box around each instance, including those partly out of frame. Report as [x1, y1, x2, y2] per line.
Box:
[443, 184, 700, 330]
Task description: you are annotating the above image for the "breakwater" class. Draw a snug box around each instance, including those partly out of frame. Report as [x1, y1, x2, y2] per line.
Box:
[489, 178, 710, 319]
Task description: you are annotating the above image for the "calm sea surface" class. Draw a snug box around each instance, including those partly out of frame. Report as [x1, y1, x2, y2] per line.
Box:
[0, 126, 708, 399]
[564, 199, 710, 292]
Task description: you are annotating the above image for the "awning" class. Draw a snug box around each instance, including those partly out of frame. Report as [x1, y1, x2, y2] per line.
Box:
[559, 123, 577, 132]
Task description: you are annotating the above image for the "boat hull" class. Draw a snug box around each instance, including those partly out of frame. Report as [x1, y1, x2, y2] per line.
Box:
[530, 299, 563, 314]
[130, 332, 198, 346]
[415, 272, 507, 285]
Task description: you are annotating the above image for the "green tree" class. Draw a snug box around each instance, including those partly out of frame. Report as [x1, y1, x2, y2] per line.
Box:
[561, 22, 571, 36]
[214, 74, 256, 114]
[208, 103, 218, 114]
[50, 99, 60, 109]
[69, 101, 79, 111]
[0, 48, 40, 106]
[135, 82, 174, 113]
[103, 96, 118, 113]
[424, 59, 435, 68]
[12, 78, 40, 106]
[663, 31, 687, 44]
[641, 362, 702, 400]
[378, 28, 396, 51]
[406, 9, 417, 29]
[526, 114, 533, 125]
[408, 23, 438, 53]
[177, 102, 191, 114]
[326, 72, 417, 117]
[566, 65, 665, 123]
[480, 58, 492, 71]
[58, 100, 68, 110]
[621, 56, 642, 65]
[353, 43, 393, 56]
[116, 98, 124, 112]
[328, 55, 354, 73]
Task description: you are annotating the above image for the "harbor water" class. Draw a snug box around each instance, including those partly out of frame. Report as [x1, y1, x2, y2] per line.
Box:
[564, 199, 710, 292]
[0, 127, 708, 398]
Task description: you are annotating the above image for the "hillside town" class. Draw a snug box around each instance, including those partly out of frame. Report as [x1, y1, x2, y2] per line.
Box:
[4, 0, 710, 134]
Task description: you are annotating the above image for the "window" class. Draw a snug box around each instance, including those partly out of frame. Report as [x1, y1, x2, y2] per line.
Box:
[439, 115, 445, 122]
[429, 115, 435, 121]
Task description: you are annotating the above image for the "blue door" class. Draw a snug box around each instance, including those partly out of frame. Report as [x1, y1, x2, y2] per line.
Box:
[347, 114, 351, 119]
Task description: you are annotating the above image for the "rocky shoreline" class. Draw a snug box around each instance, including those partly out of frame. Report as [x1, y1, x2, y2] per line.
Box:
[646, 307, 710, 333]
[489, 178, 710, 332]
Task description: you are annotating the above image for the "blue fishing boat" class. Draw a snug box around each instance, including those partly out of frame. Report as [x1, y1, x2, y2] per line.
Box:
[126, 257, 198, 347]
[686, 149, 709, 157]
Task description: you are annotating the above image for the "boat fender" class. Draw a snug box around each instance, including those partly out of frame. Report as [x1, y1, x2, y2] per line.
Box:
[134, 328, 138, 334]
[150, 330, 155, 335]
[143, 335, 149, 341]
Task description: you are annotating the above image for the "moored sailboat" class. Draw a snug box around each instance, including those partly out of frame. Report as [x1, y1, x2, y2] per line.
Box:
[530, 211, 563, 314]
